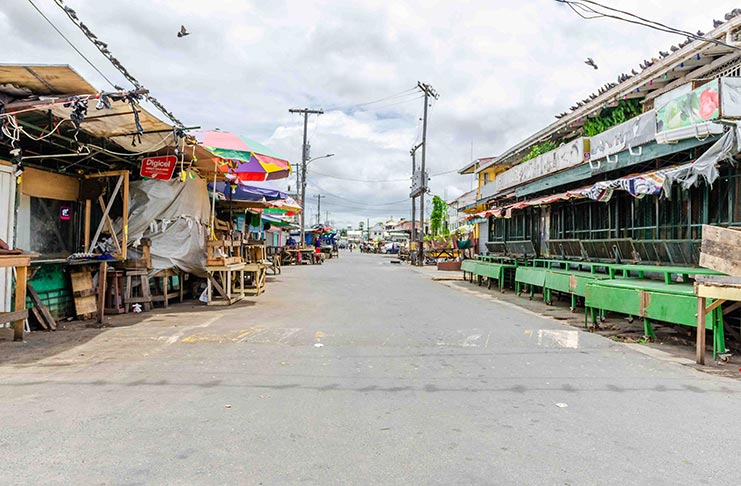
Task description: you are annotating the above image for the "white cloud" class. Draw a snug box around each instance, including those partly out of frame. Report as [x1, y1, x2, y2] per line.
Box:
[2, 0, 738, 227]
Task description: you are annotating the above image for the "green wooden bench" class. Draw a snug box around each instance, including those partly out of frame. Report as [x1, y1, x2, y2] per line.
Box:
[585, 278, 726, 359]
[474, 261, 517, 292]
[544, 269, 612, 311]
[515, 265, 548, 299]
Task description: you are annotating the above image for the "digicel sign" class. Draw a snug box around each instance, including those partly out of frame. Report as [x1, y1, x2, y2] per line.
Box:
[140, 155, 177, 180]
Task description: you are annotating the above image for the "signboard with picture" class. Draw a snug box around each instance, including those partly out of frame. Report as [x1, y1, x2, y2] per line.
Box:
[656, 79, 720, 134]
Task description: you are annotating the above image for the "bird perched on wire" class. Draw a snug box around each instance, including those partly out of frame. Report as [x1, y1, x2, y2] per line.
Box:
[584, 58, 598, 70]
[177, 25, 190, 38]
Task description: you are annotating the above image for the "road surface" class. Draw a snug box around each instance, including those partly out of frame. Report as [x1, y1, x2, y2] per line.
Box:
[1, 253, 740, 485]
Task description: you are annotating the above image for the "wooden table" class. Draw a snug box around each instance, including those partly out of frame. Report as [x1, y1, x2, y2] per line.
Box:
[206, 262, 246, 305]
[0, 254, 32, 341]
[286, 248, 320, 265]
[241, 263, 266, 296]
[695, 275, 741, 365]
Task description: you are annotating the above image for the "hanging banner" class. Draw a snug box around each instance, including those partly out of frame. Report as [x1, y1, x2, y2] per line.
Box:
[489, 138, 589, 196]
[140, 155, 177, 180]
[590, 110, 656, 165]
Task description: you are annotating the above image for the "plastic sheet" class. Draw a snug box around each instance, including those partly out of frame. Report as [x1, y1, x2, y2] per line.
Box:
[116, 177, 210, 276]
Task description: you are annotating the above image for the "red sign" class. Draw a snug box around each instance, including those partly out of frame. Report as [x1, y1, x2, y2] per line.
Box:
[60, 205, 72, 221]
[140, 155, 177, 180]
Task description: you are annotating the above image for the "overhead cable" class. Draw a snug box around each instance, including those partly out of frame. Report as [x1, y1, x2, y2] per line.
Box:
[51, 0, 187, 127]
[25, 0, 119, 88]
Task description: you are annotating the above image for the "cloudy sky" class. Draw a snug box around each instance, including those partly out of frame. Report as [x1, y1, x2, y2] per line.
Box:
[2, 0, 739, 228]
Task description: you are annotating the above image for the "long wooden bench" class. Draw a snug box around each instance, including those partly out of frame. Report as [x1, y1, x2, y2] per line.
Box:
[515, 266, 548, 299]
[585, 278, 725, 359]
[544, 269, 611, 311]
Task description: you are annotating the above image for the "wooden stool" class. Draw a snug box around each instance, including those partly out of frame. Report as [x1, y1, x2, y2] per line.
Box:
[124, 269, 152, 313]
[105, 270, 126, 314]
[151, 269, 184, 308]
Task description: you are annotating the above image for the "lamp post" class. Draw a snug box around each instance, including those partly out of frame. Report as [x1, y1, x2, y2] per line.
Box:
[300, 153, 334, 246]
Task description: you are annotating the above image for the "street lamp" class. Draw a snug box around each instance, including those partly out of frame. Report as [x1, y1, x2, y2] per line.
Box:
[300, 153, 335, 245]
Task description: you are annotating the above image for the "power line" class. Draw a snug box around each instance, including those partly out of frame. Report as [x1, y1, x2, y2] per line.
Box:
[310, 167, 459, 183]
[309, 171, 410, 183]
[307, 181, 409, 206]
[25, 0, 119, 88]
[361, 94, 424, 112]
[557, 0, 741, 51]
[324, 87, 418, 111]
[51, 0, 187, 127]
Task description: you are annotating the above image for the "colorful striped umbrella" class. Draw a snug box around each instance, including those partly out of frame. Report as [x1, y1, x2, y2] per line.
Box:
[195, 130, 292, 182]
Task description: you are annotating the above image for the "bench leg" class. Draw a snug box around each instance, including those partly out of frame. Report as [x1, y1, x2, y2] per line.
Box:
[643, 318, 656, 341]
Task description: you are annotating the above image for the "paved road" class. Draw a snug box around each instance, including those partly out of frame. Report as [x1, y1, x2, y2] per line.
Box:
[2, 252, 741, 485]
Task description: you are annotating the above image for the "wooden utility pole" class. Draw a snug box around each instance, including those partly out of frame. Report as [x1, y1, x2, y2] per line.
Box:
[289, 108, 323, 246]
[410, 143, 422, 264]
[316, 194, 325, 226]
[416, 82, 439, 265]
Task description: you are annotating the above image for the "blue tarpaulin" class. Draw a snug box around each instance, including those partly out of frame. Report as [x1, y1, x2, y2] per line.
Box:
[209, 181, 288, 202]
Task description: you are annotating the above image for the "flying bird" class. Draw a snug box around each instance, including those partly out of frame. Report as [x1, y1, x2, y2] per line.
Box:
[584, 58, 598, 70]
[177, 25, 190, 38]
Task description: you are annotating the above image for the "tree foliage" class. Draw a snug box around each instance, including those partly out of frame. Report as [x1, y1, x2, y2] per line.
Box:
[430, 195, 448, 236]
[582, 99, 643, 137]
[522, 141, 558, 162]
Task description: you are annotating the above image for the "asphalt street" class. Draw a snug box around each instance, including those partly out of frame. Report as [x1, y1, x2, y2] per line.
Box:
[2, 252, 741, 485]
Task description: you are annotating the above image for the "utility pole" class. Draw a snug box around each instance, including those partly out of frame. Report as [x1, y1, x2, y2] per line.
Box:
[410, 143, 422, 264]
[289, 108, 323, 246]
[316, 194, 325, 226]
[416, 81, 439, 265]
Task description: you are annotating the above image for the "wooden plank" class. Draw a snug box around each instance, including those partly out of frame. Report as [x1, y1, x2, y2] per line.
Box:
[13, 265, 27, 341]
[29, 305, 48, 331]
[0, 309, 28, 325]
[0, 255, 32, 268]
[69, 270, 98, 317]
[122, 171, 129, 260]
[699, 225, 741, 276]
[27, 282, 56, 330]
[19, 167, 79, 201]
[696, 296, 706, 365]
[696, 284, 741, 301]
[97, 261, 107, 324]
[84, 199, 91, 249]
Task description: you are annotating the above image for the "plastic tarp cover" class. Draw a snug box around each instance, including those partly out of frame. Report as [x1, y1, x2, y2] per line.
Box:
[666, 128, 738, 189]
[720, 77, 741, 118]
[122, 177, 210, 276]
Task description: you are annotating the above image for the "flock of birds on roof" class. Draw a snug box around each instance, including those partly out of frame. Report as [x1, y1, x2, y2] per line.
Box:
[555, 9, 741, 120]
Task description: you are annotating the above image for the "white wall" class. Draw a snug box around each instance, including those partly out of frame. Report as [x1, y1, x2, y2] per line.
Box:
[478, 220, 489, 254]
[0, 164, 16, 312]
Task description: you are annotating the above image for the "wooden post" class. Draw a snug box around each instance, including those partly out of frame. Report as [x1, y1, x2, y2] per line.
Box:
[13, 265, 27, 341]
[84, 199, 92, 249]
[696, 296, 706, 365]
[97, 261, 107, 324]
[122, 171, 129, 260]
